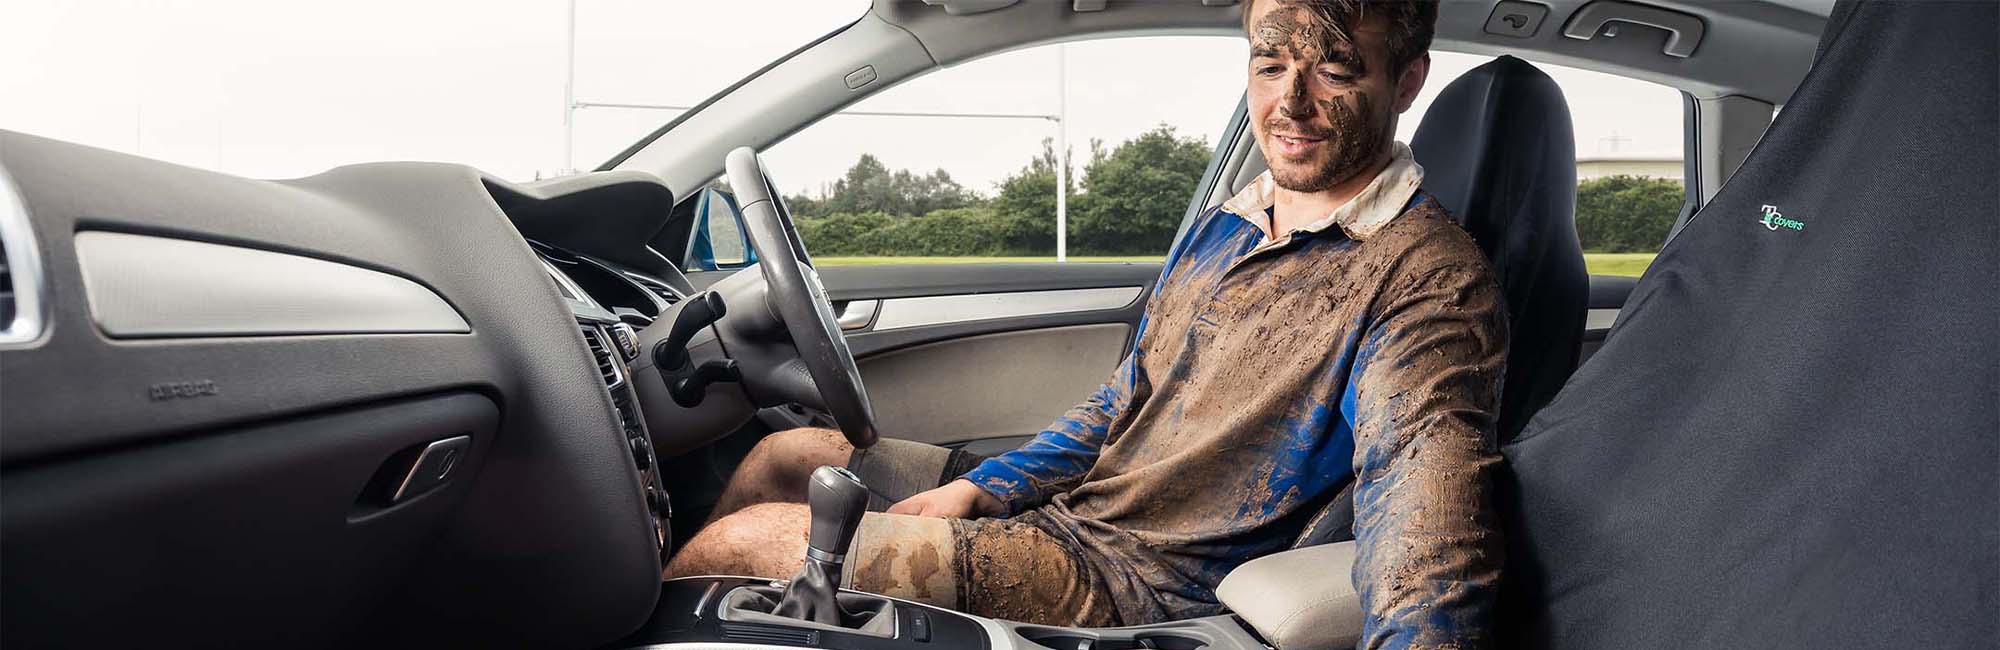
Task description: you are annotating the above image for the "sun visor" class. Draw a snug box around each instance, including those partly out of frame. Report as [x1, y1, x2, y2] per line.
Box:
[1497, 1, 1997, 648]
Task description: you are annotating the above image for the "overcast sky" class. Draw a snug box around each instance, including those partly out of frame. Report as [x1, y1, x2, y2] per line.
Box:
[2, 0, 1683, 196]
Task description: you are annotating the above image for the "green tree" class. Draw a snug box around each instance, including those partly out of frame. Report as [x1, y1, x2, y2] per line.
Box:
[795, 211, 895, 256]
[988, 138, 1075, 255]
[1574, 175, 1683, 252]
[791, 154, 983, 220]
[1071, 125, 1211, 255]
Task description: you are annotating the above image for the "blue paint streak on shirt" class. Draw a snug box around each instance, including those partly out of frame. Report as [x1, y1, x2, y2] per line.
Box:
[963, 202, 1385, 522]
[958, 192, 1501, 642]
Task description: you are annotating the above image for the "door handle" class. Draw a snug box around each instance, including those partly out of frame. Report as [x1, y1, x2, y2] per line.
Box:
[1562, 0, 1706, 58]
[834, 299, 879, 331]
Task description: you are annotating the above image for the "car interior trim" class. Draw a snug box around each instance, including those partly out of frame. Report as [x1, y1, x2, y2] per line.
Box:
[73, 230, 471, 337]
[868, 286, 1143, 332]
[0, 164, 48, 348]
[834, 298, 879, 330]
[1586, 307, 1620, 331]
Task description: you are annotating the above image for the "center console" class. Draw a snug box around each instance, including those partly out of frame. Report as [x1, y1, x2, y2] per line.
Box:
[610, 577, 1268, 650]
[607, 467, 1276, 650]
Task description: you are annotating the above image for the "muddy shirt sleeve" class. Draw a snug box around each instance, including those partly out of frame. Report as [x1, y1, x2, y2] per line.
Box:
[959, 352, 1138, 514]
[956, 208, 1230, 515]
[1349, 260, 1508, 650]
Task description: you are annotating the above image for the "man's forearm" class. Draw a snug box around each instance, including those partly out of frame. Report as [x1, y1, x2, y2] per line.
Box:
[960, 353, 1139, 513]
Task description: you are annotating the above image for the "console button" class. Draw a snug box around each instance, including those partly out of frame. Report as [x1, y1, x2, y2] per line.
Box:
[629, 437, 653, 470]
[609, 323, 641, 360]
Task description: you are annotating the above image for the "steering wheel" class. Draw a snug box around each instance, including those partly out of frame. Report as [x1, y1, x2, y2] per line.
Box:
[723, 147, 879, 448]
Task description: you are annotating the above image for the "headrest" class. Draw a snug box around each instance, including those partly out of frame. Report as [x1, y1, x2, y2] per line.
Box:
[1411, 55, 1587, 442]
[1499, 2, 1997, 647]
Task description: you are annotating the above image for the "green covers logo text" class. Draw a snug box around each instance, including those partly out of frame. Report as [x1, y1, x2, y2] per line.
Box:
[1760, 205, 1805, 231]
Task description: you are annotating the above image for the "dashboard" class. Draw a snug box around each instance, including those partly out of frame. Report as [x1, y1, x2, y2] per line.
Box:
[0, 129, 682, 647]
[531, 240, 689, 555]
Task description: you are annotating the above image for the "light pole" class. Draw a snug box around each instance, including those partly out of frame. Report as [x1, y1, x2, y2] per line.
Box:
[1055, 44, 1067, 263]
[562, 2, 1072, 260]
[562, 0, 578, 176]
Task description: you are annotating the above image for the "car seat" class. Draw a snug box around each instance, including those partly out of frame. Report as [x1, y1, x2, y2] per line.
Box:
[1497, 1, 1997, 646]
[1290, 55, 1587, 548]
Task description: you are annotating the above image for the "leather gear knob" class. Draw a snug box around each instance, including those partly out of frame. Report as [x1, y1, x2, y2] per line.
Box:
[807, 465, 869, 561]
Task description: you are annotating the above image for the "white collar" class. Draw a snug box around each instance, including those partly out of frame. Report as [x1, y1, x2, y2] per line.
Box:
[1221, 141, 1425, 245]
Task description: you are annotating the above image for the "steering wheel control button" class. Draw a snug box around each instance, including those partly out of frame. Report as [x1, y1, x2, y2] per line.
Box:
[389, 435, 472, 503]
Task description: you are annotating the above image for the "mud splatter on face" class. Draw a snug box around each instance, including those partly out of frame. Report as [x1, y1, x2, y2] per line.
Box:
[1254, 2, 1355, 59]
[1249, 2, 1395, 193]
[1265, 91, 1385, 193]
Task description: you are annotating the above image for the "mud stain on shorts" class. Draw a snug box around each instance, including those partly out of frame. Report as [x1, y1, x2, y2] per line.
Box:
[844, 513, 956, 609]
[955, 516, 1122, 627]
[839, 511, 1122, 626]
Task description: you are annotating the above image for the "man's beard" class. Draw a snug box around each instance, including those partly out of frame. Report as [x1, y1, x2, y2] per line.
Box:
[1265, 93, 1386, 193]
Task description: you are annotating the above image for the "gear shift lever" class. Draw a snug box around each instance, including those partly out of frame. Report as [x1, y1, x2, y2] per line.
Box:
[772, 466, 870, 624]
[804, 465, 869, 586]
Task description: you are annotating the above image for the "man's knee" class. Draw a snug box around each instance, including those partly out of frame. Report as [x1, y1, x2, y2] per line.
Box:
[740, 427, 852, 483]
[667, 503, 810, 579]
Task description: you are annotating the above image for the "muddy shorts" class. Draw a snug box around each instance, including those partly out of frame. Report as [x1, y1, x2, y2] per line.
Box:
[840, 439, 1123, 626]
[845, 437, 989, 510]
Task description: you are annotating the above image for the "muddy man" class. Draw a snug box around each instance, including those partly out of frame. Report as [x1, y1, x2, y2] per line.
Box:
[667, 1, 1507, 646]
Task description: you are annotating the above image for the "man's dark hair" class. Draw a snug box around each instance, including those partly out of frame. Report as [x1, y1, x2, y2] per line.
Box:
[1243, 0, 1439, 74]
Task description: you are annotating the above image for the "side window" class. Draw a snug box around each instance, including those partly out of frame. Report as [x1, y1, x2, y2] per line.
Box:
[687, 186, 753, 270]
[756, 36, 1246, 267]
[1399, 52, 1688, 278]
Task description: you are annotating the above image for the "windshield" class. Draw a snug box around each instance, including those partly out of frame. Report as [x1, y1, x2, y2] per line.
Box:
[0, 0, 869, 181]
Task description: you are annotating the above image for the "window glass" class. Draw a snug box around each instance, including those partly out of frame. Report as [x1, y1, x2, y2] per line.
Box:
[758, 36, 1247, 266]
[1400, 52, 1687, 277]
[0, 0, 869, 180]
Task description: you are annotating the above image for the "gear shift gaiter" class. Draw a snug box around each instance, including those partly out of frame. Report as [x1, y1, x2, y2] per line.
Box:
[772, 465, 869, 624]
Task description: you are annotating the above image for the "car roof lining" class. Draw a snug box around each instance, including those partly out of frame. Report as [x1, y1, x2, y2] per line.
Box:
[615, 0, 1826, 199]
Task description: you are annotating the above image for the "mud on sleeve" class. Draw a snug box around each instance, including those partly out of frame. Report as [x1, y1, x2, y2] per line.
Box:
[960, 352, 1138, 514]
[956, 208, 1224, 515]
[1348, 262, 1508, 650]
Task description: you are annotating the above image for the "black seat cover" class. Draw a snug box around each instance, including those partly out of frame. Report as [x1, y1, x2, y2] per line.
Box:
[1412, 55, 1587, 444]
[1499, 2, 1997, 648]
[1291, 56, 1586, 547]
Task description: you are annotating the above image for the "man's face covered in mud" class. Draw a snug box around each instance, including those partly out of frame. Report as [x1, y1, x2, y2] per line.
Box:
[1246, 0, 1424, 193]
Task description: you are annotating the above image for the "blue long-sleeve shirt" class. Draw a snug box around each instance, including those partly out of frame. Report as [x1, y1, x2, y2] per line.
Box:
[961, 154, 1506, 647]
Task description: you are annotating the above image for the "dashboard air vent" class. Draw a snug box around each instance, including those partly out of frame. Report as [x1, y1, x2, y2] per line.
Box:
[0, 165, 45, 347]
[0, 240, 13, 330]
[579, 324, 623, 389]
[625, 273, 681, 305]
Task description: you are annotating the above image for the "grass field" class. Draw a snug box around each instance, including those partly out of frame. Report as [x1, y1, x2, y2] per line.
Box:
[817, 253, 1658, 277]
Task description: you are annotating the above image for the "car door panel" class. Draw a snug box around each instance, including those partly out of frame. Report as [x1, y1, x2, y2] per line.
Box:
[820, 263, 1153, 444]
[1582, 274, 1640, 362]
[856, 322, 1128, 446]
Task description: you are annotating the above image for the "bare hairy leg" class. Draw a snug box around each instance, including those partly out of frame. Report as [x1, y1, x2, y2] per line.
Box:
[707, 427, 852, 522]
[663, 502, 813, 580]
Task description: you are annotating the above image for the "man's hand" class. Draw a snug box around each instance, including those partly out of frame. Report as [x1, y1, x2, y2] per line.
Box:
[886, 479, 1005, 519]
